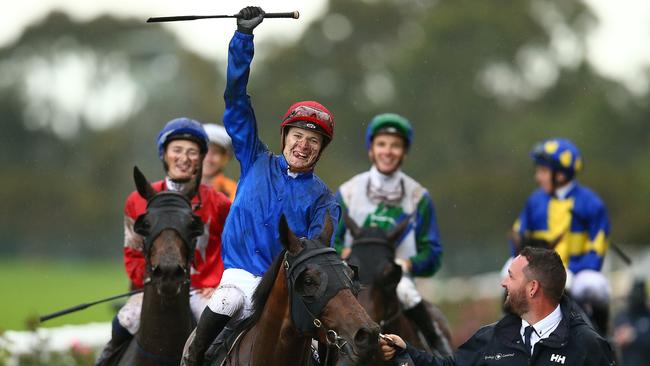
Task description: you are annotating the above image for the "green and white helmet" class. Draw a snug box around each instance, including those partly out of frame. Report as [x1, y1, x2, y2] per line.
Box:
[365, 113, 413, 150]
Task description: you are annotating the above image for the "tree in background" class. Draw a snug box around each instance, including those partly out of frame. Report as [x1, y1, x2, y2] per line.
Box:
[0, 0, 648, 274]
[249, 0, 650, 273]
[0, 12, 225, 257]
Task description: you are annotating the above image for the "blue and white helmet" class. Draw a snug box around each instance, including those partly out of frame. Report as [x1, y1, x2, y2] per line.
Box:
[156, 118, 209, 160]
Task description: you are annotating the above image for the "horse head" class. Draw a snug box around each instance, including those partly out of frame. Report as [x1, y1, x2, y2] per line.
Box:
[132, 166, 204, 297]
[279, 214, 380, 365]
[345, 213, 410, 291]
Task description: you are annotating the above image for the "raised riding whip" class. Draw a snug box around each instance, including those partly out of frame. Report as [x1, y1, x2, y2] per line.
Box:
[147, 11, 299, 23]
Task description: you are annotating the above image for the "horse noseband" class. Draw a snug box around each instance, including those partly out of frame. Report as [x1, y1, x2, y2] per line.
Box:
[284, 239, 357, 333]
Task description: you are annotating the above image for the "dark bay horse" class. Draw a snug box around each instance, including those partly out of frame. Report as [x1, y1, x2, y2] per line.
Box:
[102, 167, 204, 366]
[193, 215, 380, 366]
[343, 215, 453, 361]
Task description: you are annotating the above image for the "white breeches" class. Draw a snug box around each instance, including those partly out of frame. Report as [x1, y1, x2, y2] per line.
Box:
[397, 275, 422, 309]
[570, 269, 610, 304]
[207, 268, 261, 320]
[117, 290, 211, 335]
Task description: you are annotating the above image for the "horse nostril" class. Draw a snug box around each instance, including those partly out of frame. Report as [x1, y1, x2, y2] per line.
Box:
[152, 265, 162, 278]
[354, 326, 378, 348]
[174, 265, 186, 278]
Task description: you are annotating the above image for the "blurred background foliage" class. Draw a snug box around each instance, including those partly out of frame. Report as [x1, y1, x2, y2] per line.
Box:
[1, 0, 648, 276]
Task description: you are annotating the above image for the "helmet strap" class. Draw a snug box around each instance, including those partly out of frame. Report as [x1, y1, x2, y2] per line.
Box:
[163, 155, 204, 198]
[551, 170, 559, 198]
[550, 170, 572, 198]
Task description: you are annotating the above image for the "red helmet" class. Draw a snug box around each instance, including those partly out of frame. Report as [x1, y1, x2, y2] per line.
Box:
[281, 101, 334, 145]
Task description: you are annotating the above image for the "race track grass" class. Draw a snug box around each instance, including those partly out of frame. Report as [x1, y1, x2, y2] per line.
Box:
[0, 258, 128, 331]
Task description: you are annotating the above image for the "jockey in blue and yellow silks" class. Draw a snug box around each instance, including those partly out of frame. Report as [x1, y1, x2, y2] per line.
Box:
[509, 138, 611, 335]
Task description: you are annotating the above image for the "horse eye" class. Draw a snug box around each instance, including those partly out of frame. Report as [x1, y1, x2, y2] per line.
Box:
[296, 272, 320, 298]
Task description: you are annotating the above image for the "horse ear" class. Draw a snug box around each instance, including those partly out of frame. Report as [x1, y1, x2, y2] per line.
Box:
[385, 262, 403, 288]
[133, 166, 156, 200]
[387, 214, 412, 245]
[190, 214, 205, 238]
[343, 211, 362, 239]
[279, 215, 301, 253]
[318, 213, 334, 246]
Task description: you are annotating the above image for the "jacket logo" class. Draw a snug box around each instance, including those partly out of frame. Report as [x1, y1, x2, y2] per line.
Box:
[484, 352, 514, 361]
[550, 354, 566, 364]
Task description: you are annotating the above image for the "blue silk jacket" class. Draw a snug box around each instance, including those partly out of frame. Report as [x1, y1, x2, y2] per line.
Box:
[220, 31, 340, 276]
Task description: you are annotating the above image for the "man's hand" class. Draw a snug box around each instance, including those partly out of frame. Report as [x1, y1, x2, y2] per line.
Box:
[237, 6, 265, 34]
[341, 247, 352, 260]
[379, 334, 406, 360]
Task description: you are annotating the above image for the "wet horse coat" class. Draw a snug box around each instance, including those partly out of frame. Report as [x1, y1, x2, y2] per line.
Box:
[101, 167, 204, 366]
[194, 216, 380, 366]
[344, 215, 453, 362]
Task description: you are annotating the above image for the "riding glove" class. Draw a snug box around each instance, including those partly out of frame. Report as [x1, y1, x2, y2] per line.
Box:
[237, 6, 265, 34]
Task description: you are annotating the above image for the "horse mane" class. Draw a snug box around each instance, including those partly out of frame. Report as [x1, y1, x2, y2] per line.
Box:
[232, 249, 287, 333]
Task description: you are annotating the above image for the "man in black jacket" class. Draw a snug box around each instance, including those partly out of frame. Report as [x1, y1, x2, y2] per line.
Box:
[381, 247, 616, 365]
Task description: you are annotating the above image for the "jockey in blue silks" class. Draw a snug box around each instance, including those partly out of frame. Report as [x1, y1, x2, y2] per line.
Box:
[183, 7, 340, 366]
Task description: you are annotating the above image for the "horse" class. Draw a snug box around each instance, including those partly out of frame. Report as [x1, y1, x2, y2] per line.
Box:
[101, 166, 205, 366]
[343, 214, 453, 361]
[187, 214, 380, 366]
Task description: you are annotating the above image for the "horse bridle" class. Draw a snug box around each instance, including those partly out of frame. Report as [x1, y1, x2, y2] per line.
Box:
[283, 240, 360, 359]
[133, 191, 204, 288]
[350, 237, 403, 332]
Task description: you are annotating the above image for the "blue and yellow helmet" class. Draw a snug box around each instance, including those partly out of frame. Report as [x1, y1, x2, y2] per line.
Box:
[365, 113, 413, 150]
[530, 138, 582, 180]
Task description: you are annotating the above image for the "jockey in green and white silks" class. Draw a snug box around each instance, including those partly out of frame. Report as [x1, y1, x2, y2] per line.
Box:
[335, 168, 442, 278]
[334, 113, 443, 350]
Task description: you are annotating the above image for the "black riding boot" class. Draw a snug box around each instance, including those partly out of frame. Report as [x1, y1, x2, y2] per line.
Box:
[183, 307, 231, 366]
[404, 301, 445, 354]
[95, 316, 133, 366]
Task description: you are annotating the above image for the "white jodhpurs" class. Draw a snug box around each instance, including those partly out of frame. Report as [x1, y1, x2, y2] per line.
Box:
[207, 268, 262, 320]
[570, 269, 610, 304]
[397, 275, 423, 310]
[117, 290, 211, 335]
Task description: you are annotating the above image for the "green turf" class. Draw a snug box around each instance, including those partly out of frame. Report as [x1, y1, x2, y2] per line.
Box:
[0, 258, 129, 331]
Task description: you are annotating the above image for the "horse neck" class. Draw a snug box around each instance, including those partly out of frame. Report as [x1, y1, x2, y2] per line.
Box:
[137, 282, 192, 357]
[244, 266, 312, 366]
